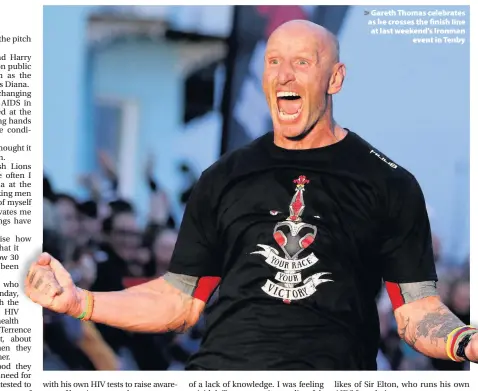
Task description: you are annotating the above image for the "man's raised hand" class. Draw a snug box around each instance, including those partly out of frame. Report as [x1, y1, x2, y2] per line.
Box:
[24, 253, 83, 316]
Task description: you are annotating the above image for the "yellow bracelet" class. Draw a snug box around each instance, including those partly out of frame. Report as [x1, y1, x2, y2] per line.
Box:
[76, 290, 89, 320]
[446, 326, 464, 360]
[76, 290, 94, 322]
[446, 325, 473, 361]
[82, 291, 95, 322]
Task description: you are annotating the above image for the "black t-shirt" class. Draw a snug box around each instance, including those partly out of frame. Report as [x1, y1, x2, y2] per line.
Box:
[169, 130, 437, 370]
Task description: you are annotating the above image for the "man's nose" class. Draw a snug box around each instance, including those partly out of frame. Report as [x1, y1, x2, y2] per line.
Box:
[278, 61, 296, 85]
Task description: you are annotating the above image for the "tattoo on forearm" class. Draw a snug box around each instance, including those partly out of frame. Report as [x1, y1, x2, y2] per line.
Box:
[415, 304, 461, 345]
[398, 304, 463, 350]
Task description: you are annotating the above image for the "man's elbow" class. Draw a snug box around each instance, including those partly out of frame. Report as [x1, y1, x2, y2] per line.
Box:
[128, 277, 206, 334]
[162, 297, 204, 334]
[393, 296, 442, 342]
[154, 272, 217, 333]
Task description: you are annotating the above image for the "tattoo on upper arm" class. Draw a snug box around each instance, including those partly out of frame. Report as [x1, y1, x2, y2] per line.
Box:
[398, 303, 462, 349]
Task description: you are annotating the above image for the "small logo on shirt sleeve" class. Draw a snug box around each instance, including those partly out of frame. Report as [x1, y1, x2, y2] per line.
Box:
[370, 149, 398, 169]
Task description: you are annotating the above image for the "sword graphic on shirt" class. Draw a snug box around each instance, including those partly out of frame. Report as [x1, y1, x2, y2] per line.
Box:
[251, 175, 333, 303]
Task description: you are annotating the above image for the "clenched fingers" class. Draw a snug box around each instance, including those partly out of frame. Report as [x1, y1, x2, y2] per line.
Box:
[25, 265, 63, 304]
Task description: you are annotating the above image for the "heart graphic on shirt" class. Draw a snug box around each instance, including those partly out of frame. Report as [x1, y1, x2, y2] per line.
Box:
[273, 221, 317, 259]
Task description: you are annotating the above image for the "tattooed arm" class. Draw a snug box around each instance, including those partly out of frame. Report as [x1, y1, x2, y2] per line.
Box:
[394, 295, 477, 361]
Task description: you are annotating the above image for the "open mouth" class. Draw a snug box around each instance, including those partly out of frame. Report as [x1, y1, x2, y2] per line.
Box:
[276, 92, 303, 121]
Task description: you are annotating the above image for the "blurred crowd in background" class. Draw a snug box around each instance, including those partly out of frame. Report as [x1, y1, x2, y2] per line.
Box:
[42, 150, 470, 371]
[43, 151, 207, 371]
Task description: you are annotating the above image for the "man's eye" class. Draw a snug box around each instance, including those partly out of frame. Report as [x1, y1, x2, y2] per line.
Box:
[298, 60, 308, 65]
[270, 59, 279, 65]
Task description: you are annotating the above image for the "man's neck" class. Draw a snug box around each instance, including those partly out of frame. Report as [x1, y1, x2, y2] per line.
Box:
[274, 117, 347, 150]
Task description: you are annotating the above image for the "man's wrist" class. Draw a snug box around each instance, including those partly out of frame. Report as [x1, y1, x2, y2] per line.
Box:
[69, 287, 87, 318]
[446, 325, 477, 362]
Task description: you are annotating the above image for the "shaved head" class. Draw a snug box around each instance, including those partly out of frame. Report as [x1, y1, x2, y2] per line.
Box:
[262, 20, 345, 143]
[268, 20, 340, 63]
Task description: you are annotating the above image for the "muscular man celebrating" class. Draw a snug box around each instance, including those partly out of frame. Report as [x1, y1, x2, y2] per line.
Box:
[26, 20, 477, 370]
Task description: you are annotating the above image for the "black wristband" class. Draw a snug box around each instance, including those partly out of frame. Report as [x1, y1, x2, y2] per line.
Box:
[456, 331, 477, 361]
